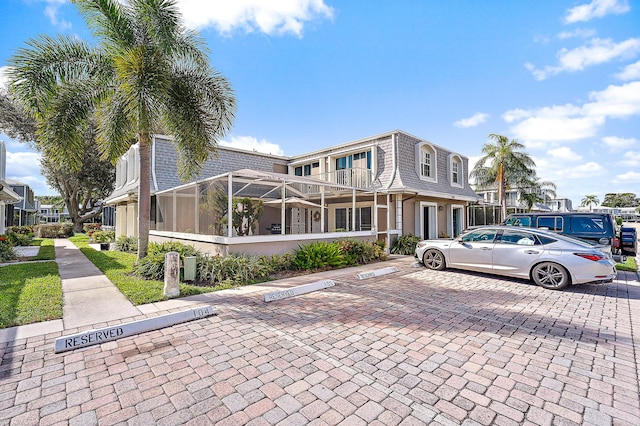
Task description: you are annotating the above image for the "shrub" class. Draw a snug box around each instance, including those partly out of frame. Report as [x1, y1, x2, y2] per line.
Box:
[0, 236, 16, 262]
[133, 241, 204, 280]
[7, 231, 32, 246]
[7, 226, 34, 237]
[291, 241, 346, 270]
[114, 235, 137, 253]
[34, 223, 74, 239]
[197, 254, 270, 285]
[262, 252, 293, 272]
[91, 230, 115, 243]
[133, 253, 166, 280]
[335, 239, 385, 265]
[83, 223, 101, 234]
[390, 233, 420, 255]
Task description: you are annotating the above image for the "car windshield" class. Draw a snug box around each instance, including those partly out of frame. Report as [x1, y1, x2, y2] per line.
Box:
[459, 229, 497, 242]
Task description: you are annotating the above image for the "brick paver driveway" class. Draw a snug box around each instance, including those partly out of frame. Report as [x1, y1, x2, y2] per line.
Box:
[1, 258, 639, 425]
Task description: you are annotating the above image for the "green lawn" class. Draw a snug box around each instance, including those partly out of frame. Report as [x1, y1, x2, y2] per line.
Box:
[616, 255, 638, 272]
[68, 234, 213, 305]
[0, 262, 62, 328]
[30, 238, 56, 260]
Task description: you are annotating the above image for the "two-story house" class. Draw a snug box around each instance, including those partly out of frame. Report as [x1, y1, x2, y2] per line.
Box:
[105, 130, 480, 255]
[5, 178, 38, 227]
[0, 141, 22, 234]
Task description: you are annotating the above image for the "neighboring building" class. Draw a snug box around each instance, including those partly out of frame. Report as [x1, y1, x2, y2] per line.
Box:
[0, 141, 22, 234]
[575, 205, 640, 222]
[470, 186, 555, 227]
[105, 130, 480, 255]
[549, 197, 573, 213]
[5, 178, 38, 226]
[39, 204, 70, 223]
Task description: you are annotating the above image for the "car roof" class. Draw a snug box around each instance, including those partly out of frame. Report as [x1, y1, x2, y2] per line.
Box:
[466, 226, 597, 247]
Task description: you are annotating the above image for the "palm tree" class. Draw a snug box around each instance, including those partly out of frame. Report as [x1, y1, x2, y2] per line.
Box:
[470, 134, 536, 220]
[518, 177, 557, 212]
[581, 195, 600, 211]
[9, 0, 236, 260]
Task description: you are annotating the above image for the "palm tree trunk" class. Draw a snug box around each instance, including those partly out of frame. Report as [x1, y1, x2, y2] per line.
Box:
[137, 133, 151, 261]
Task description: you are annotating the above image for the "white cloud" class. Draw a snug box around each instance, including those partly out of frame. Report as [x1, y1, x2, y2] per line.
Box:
[602, 136, 638, 150]
[557, 28, 596, 40]
[619, 150, 640, 166]
[564, 0, 630, 24]
[547, 147, 583, 161]
[43, 0, 72, 30]
[615, 60, 640, 80]
[504, 81, 640, 148]
[612, 171, 640, 183]
[526, 38, 640, 80]
[453, 113, 489, 128]
[220, 135, 285, 156]
[556, 161, 604, 178]
[176, 0, 333, 36]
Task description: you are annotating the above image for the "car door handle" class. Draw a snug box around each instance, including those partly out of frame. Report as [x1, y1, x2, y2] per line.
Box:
[480, 247, 492, 251]
[525, 250, 539, 254]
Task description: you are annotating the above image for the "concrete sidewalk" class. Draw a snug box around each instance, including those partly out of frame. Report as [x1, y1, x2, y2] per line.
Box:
[54, 239, 141, 329]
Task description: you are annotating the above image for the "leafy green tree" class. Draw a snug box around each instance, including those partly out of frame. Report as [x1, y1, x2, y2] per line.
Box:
[581, 195, 600, 211]
[8, 0, 235, 260]
[470, 134, 536, 219]
[0, 91, 115, 232]
[601, 193, 638, 208]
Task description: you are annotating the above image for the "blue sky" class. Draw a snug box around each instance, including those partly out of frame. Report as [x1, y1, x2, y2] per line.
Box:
[1, 0, 639, 207]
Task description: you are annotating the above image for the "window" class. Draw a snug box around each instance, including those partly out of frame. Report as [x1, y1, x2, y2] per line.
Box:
[460, 229, 497, 242]
[449, 154, 463, 187]
[537, 217, 563, 231]
[294, 162, 319, 177]
[335, 207, 372, 231]
[416, 143, 437, 182]
[498, 230, 537, 245]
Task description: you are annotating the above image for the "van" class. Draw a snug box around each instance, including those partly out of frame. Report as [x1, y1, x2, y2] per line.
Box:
[501, 212, 620, 252]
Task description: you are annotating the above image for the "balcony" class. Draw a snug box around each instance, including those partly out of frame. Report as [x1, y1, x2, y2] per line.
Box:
[327, 168, 373, 188]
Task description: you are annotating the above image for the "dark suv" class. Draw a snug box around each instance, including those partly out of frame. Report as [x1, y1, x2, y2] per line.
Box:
[501, 212, 620, 253]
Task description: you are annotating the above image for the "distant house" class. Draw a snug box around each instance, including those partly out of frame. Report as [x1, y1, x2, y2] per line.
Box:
[5, 178, 37, 227]
[105, 130, 480, 255]
[39, 204, 70, 223]
[470, 185, 554, 226]
[549, 198, 573, 213]
[0, 142, 22, 234]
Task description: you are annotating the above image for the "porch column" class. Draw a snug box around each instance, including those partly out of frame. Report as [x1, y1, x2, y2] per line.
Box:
[227, 173, 233, 237]
[172, 189, 177, 232]
[352, 189, 356, 232]
[194, 183, 199, 234]
[320, 186, 325, 233]
[396, 194, 403, 236]
[386, 193, 391, 248]
[373, 191, 377, 232]
[281, 181, 286, 235]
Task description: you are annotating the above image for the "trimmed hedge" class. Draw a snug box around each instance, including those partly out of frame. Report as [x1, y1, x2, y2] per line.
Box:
[34, 223, 74, 239]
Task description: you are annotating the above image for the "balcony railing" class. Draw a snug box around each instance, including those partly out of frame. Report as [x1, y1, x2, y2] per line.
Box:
[327, 168, 373, 188]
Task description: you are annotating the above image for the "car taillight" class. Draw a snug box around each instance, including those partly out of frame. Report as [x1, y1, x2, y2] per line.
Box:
[574, 252, 606, 261]
[612, 237, 620, 248]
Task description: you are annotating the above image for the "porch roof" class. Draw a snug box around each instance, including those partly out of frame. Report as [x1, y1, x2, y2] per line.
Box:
[154, 168, 374, 199]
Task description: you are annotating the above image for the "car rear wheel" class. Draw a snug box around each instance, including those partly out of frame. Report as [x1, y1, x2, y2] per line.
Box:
[531, 262, 570, 290]
[423, 249, 445, 271]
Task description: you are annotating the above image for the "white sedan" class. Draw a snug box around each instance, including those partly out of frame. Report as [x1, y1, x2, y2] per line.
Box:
[414, 226, 616, 290]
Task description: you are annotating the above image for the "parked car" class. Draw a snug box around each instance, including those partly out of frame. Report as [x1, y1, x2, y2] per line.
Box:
[501, 212, 620, 253]
[414, 226, 616, 290]
[620, 226, 637, 256]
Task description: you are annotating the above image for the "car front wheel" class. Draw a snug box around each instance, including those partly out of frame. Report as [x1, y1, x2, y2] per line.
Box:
[531, 262, 570, 290]
[423, 249, 446, 271]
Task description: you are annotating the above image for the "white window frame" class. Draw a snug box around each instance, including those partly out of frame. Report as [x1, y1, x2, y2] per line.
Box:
[449, 154, 463, 188]
[415, 142, 437, 183]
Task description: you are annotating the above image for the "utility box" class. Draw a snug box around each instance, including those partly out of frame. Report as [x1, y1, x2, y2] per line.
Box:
[183, 256, 197, 281]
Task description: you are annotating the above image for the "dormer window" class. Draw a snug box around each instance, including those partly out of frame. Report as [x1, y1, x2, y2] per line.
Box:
[449, 154, 463, 188]
[416, 142, 437, 183]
